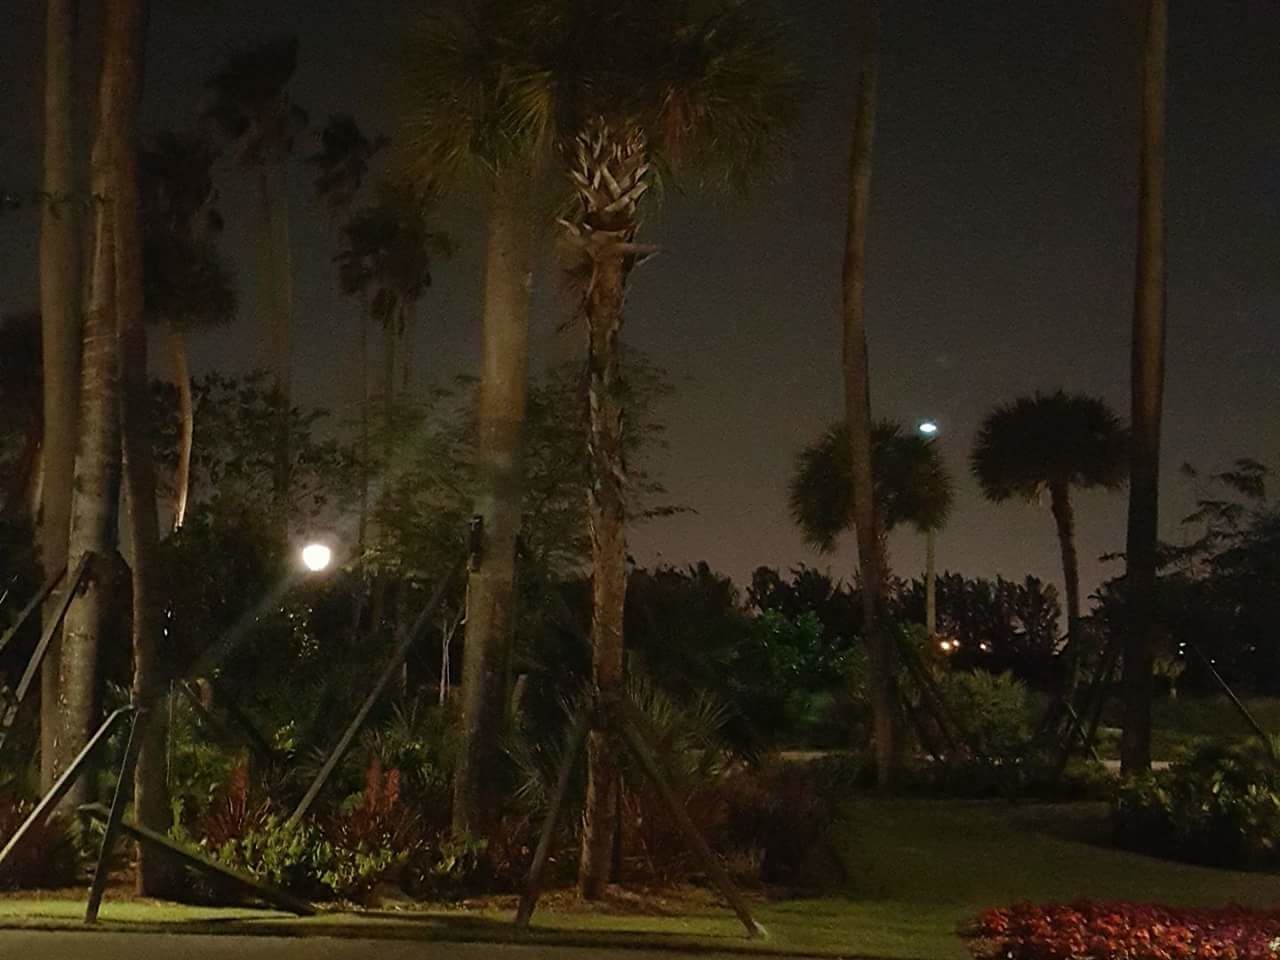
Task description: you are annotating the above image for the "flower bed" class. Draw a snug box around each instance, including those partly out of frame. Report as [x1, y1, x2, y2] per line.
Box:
[965, 900, 1280, 960]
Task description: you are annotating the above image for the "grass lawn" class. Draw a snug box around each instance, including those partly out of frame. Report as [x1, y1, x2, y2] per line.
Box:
[5, 796, 1280, 959]
[1093, 695, 1280, 760]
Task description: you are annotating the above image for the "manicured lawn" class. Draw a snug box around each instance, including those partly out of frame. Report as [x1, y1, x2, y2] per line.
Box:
[1093, 695, 1280, 760]
[3, 797, 1278, 958]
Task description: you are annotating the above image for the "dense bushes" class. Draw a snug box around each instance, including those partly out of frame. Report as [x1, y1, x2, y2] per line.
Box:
[1113, 738, 1280, 869]
[966, 900, 1280, 960]
[0, 794, 82, 890]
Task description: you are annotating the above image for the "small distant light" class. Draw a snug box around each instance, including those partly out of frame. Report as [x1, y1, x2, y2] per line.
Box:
[979, 642, 991, 653]
[301, 543, 333, 573]
[918, 420, 939, 436]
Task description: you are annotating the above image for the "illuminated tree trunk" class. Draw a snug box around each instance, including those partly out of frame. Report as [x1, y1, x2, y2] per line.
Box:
[168, 323, 193, 530]
[841, 4, 897, 787]
[38, 0, 83, 792]
[1049, 481, 1082, 696]
[1122, 0, 1168, 775]
[452, 179, 535, 836]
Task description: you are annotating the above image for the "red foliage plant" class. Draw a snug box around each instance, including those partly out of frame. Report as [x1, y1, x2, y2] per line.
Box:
[196, 761, 272, 850]
[966, 900, 1280, 960]
[0, 794, 81, 890]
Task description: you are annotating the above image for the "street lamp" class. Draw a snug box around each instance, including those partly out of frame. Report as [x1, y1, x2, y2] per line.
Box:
[300, 542, 333, 573]
[918, 421, 939, 639]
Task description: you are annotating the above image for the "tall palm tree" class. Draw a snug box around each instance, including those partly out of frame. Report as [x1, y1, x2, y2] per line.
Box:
[140, 131, 236, 529]
[309, 115, 387, 216]
[399, 0, 548, 836]
[790, 421, 955, 553]
[515, 0, 800, 896]
[840, 0, 896, 789]
[38, 0, 84, 793]
[56, 0, 143, 813]
[336, 182, 452, 533]
[971, 391, 1127, 695]
[1122, 0, 1169, 775]
[204, 36, 307, 523]
[106, 0, 173, 895]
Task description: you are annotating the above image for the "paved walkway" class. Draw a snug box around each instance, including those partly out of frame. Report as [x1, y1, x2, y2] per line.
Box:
[0, 931, 753, 960]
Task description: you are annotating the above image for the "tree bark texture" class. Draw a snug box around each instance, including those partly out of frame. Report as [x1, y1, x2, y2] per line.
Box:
[1122, 0, 1168, 776]
[841, 5, 896, 788]
[452, 181, 535, 836]
[55, 2, 129, 807]
[38, 0, 83, 792]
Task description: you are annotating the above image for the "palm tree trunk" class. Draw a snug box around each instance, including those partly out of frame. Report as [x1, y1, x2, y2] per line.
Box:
[452, 178, 536, 836]
[358, 306, 370, 552]
[1121, 0, 1168, 776]
[3, 420, 42, 519]
[842, 3, 896, 788]
[578, 243, 630, 901]
[924, 528, 937, 637]
[38, 0, 83, 792]
[167, 323, 193, 530]
[108, 0, 174, 895]
[55, 1, 130, 808]
[1049, 481, 1082, 696]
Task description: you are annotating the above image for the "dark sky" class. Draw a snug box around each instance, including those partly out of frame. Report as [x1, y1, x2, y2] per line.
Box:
[2, 1, 1278, 599]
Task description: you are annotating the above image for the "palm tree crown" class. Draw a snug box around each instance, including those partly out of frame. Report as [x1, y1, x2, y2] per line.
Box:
[790, 421, 955, 553]
[971, 390, 1127, 503]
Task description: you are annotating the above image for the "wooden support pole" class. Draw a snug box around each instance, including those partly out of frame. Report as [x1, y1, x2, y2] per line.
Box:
[515, 709, 590, 929]
[85, 708, 144, 923]
[80, 804, 316, 916]
[619, 709, 763, 940]
[895, 634, 965, 757]
[289, 558, 462, 824]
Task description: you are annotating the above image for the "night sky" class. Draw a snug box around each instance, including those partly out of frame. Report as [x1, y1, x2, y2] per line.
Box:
[2, 1, 1278, 600]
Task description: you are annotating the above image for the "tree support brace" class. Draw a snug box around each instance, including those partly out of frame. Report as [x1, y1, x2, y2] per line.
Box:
[514, 698, 764, 940]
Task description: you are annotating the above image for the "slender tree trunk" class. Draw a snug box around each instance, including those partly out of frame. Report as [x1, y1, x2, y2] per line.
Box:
[1049, 481, 1082, 697]
[167, 323, 193, 530]
[261, 164, 293, 533]
[452, 178, 536, 836]
[3, 421, 42, 519]
[1121, 0, 1168, 776]
[55, 5, 129, 806]
[841, 4, 895, 788]
[38, 0, 83, 792]
[924, 528, 937, 638]
[357, 306, 370, 551]
[109, 0, 172, 895]
[578, 244, 630, 900]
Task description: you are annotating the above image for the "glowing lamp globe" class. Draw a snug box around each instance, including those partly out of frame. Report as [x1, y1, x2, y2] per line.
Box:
[301, 543, 333, 573]
[918, 420, 939, 437]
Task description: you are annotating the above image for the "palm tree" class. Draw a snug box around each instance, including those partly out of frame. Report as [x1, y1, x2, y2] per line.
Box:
[840, 0, 895, 789]
[790, 421, 955, 552]
[1122, 0, 1169, 775]
[971, 391, 1127, 696]
[38, 0, 84, 793]
[204, 36, 307, 523]
[140, 131, 236, 529]
[336, 182, 452, 541]
[516, 0, 800, 896]
[57, 0, 141, 813]
[309, 115, 387, 216]
[399, 0, 547, 836]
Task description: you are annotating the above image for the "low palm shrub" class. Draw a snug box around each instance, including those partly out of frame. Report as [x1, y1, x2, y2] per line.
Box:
[1112, 738, 1280, 869]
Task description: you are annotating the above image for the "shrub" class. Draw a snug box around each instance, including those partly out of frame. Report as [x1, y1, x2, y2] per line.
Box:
[1112, 738, 1280, 869]
[940, 670, 1035, 762]
[965, 900, 1280, 960]
[0, 794, 82, 890]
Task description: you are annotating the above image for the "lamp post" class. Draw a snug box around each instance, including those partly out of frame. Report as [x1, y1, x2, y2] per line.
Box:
[918, 421, 939, 639]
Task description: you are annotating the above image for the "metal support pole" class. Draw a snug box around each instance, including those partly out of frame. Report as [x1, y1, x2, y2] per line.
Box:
[515, 710, 590, 929]
[288, 557, 463, 824]
[0, 707, 134, 870]
[1189, 641, 1280, 770]
[85, 708, 144, 923]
